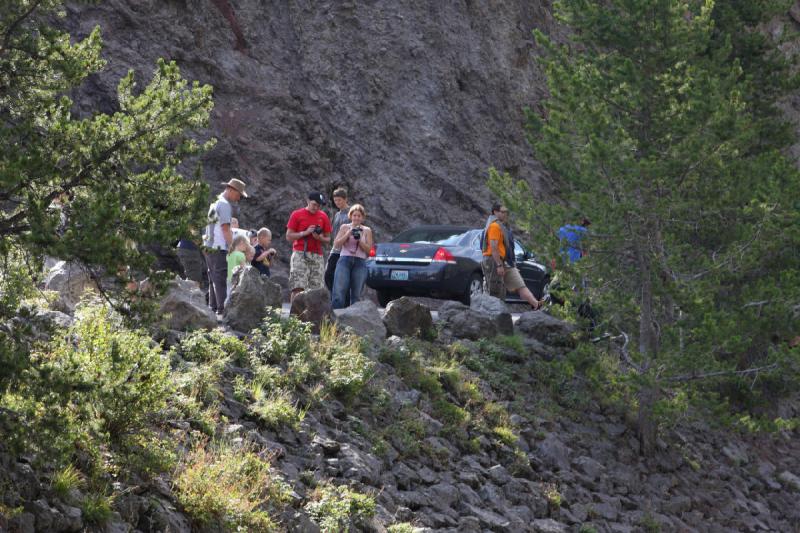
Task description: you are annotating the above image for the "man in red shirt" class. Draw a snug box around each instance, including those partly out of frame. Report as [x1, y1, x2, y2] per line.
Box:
[286, 192, 332, 301]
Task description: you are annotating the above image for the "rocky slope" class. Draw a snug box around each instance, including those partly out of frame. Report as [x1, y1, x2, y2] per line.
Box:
[63, 0, 560, 245]
[2, 284, 799, 532]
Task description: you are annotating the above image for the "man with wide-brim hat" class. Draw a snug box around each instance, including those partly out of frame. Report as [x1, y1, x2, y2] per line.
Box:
[203, 178, 248, 316]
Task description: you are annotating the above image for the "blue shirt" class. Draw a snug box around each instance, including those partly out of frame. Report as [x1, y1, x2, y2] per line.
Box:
[558, 225, 587, 263]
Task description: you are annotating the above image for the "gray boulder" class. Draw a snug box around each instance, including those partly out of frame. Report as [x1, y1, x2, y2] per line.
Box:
[159, 277, 217, 331]
[537, 434, 571, 471]
[438, 301, 498, 340]
[139, 498, 191, 533]
[224, 267, 282, 332]
[334, 300, 386, 344]
[383, 297, 435, 339]
[470, 293, 513, 335]
[290, 287, 332, 333]
[43, 261, 95, 313]
[532, 519, 568, 533]
[778, 470, 800, 491]
[515, 311, 575, 347]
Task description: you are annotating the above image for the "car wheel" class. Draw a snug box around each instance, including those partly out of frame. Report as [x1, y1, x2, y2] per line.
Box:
[462, 272, 484, 305]
[376, 289, 397, 308]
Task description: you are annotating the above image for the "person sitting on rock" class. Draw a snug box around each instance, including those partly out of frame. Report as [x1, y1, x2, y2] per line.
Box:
[252, 227, 276, 277]
[331, 204, 373, 309]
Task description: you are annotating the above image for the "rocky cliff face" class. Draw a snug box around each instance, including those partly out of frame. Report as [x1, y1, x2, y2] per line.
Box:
[64, 0, 558, 245]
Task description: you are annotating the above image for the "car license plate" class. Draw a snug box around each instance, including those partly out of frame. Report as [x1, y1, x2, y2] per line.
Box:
[390, 270, 408, 281]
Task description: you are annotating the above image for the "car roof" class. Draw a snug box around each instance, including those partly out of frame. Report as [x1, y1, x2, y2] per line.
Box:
[400, 225, 473, 232]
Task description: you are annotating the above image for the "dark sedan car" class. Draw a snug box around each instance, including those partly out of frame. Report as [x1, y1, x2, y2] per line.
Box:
[366, 225, 549, 306]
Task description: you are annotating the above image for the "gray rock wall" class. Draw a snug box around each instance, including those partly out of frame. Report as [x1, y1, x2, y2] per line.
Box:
[63, 0, 558, 250]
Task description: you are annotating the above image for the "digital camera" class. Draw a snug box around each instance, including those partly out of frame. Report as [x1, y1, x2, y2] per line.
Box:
[313, 225, 323, 235]
[351, 227, 362, 240]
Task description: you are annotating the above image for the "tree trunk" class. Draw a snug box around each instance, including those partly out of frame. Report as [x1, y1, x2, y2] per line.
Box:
[634, 234, 660, 455]
[637, 380, 659, 456]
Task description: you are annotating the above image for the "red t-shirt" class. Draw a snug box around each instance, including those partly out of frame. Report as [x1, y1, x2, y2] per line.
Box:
[287, 207, 332, 255]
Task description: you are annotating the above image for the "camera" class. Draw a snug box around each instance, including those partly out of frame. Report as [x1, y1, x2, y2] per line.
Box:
[313, 225, 323, 235]
[351, 227, 362, 240]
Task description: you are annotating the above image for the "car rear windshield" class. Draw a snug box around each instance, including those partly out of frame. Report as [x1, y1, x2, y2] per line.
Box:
[392, 228, 469, 244]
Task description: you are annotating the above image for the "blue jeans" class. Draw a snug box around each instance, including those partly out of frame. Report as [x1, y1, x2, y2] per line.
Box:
[332, 255, 367, 309]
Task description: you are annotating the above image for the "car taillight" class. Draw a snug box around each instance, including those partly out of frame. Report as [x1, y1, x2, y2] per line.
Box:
[432, 247, 456, 264]
[369, 244, 376, 257]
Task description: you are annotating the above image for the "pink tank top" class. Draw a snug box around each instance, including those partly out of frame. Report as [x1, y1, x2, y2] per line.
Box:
[340, 228, 368, 259]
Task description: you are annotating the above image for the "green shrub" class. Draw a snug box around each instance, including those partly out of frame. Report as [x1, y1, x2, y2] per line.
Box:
[1, 305, 171, 464]
[492, 425, 517, 447]
[173, 441, 289, 531]
[51, 464, 84, 500]
[543, 483, 562, 511]
[494, 334, 525, 353]
[250, 310, 311, 364]
[174, 358, 227, 407]
[118, 431, 177, 479]
[81, 491, 114, 525]
[305, 484, 376, 532]
[252, 391, 303, 430]
[433, 398, 470, 429]
[388, 523, 416, 533]
[173, 330, 247, 365]
[318, 321, 374, 400]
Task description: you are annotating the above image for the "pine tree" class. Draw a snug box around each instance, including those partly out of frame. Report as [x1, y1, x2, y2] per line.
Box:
[0, 1, 216, 391]
[492, 0, 800, 453]
[0, 0, 215, 312]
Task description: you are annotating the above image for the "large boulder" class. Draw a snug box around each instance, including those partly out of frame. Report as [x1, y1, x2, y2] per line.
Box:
[438, 301, 498, 340]
[159, 277, 217, 331]
[224, 267, 282, 332]
[515, 312, 576, 347]
[469, 293, 513, 335]
[43, 261, 95, 313]
[383, 297, 435, 339]
[290, 287, 332, 333]
[333, 300, 387, 344]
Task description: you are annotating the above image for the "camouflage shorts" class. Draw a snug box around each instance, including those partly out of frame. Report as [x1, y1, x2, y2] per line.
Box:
[289, 250, 325, 291]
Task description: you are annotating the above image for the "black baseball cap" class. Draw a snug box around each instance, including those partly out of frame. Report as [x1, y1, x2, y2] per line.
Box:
[308, 192, 326, 205]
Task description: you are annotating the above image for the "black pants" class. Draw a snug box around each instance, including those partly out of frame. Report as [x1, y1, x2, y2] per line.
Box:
[204, 249, 227, 313]
[324, 251, 339, 291]
[177, 247, 208, 290]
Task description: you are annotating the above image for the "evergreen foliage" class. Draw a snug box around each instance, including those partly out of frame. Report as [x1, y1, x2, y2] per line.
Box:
[0, 0, 214, 318]
[1, 305, 171, 467]
[491, 0, 800, 451]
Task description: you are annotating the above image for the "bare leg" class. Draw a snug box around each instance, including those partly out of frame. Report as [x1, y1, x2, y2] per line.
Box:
[515, 287, 542, 310]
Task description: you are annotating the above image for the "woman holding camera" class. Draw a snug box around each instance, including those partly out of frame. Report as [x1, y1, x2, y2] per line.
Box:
[331, 204, 373, 309]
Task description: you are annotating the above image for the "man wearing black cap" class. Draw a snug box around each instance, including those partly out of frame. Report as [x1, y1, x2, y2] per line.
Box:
[286, 192, 332, 301]
[203, 178, 248, 315]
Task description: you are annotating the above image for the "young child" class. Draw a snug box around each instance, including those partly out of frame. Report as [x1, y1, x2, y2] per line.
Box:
[225, 235, 249, 305]
[252, 227, 277, 277]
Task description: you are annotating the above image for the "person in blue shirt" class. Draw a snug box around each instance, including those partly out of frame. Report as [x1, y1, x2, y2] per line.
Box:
[558, 218, 597, 328]
[558, 218, 590, 263]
